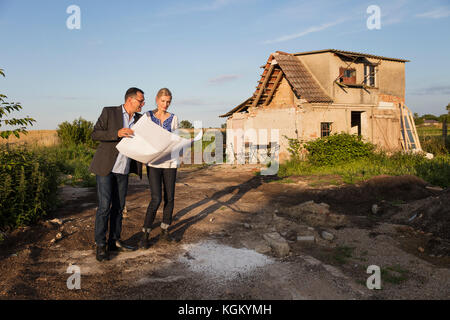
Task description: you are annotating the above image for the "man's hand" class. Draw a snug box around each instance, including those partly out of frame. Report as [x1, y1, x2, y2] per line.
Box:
[118, 128, 134, 138]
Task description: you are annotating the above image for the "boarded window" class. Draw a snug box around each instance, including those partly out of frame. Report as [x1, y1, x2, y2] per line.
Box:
[339, 67, 356, 84]
[321, 122, 332, 137]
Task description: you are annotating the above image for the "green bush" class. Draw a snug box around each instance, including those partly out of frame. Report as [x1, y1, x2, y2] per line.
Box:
[279, 150, 450, 188]
[419, 136, 449, 156]
[303, 133, 375, 166]
[34, 144, 96, 187]
[57, 117, 97, 147]
[0, 146, 59, 229]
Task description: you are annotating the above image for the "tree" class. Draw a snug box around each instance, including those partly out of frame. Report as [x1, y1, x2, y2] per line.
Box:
[0, 69, 36, 139]
[57, 117, 96, 147]
[438, 114, 449, 123]
[422, 114, 439, 121]
[179, 120, 193, 129]
[221, 123, 227, 129]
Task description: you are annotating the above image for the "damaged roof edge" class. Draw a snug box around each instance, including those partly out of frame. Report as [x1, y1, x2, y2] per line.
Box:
[293, 49, 410, 63]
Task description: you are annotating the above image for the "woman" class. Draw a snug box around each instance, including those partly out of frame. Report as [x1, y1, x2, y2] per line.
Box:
[140, 88, 179, 249]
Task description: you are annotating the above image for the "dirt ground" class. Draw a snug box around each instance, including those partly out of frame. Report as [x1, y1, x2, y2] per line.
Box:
[0, 164, 449, 300]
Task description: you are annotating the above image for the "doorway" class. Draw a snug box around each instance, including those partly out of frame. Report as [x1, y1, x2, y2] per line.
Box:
[351, 111, 363, 136]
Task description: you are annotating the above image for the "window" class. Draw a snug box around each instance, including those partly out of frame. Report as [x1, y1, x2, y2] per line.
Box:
[339, 67, 356, 84]
[321, 122, 332, 137]
[364, 65, 376, 87]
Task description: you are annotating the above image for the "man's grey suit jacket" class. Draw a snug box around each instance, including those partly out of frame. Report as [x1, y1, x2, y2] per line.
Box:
[89, 106, 143, 178]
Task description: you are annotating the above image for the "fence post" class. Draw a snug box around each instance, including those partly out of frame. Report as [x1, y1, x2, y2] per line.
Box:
[443, 117, 448, 150]
[443, 117, 448, 138]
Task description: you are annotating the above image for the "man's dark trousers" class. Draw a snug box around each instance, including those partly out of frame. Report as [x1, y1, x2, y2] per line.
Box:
[95, 173, 129, 246]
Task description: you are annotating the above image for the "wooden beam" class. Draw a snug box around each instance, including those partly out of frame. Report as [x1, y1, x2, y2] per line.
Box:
[406, 104, 422, 150]
[399, 103, 411, 150]
[263, 71, 283, 107]
[251, 65, 274, 109]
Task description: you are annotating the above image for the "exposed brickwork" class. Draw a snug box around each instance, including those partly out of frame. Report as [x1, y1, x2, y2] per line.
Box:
[378, 94, 404, 103]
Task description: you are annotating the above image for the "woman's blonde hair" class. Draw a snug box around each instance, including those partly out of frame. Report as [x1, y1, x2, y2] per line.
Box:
[156, 88, 172, 99]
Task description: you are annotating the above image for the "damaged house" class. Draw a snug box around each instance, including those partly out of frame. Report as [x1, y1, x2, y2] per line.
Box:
[220, 49, 421, 162]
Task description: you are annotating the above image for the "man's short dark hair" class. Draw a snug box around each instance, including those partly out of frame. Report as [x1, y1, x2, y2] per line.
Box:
[125, 87, 144, 102]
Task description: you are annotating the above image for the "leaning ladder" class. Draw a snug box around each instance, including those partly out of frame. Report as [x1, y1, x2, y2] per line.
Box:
[399, 103, 422, 151]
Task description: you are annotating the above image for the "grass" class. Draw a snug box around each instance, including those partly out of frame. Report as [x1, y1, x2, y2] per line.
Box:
[0, 130, 59, 147]
[278, 152, 450, 188]
[308, 178, 341, 187]
[333, 245, 355, 265]
[416, 126, 443, 136]
[270, 178, 294, 184]
[380, 265, 410, 285]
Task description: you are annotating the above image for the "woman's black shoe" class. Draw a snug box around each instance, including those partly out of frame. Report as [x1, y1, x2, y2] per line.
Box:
[160, 229, 174, 242]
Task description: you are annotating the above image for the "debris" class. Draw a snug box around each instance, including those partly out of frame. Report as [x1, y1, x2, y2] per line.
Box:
[283, 201, 347, 228]
[371, 204, 380, 215]
[323, 264, 348, 279]
[301, 255, 322, 266]
[285, 230, 298, 241]
[49, 218, 63, 226]
[321, 231, 335, 241]
[418, 247, 425, 253]
[243, 223, 251, 229]
[408, 214, 418, 222]
[210, 218, 215, 222]
[426, 186, 443, 192]
[263, 232, 290, 257]
[297, 236, 316, 242]
[254, 244, 272, 255]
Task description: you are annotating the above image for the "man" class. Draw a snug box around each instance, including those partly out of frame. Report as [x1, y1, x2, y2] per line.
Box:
[89, 87, 145, 262]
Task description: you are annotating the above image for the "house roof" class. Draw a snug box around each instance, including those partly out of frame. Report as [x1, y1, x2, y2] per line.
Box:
[275, 53, 333, 103]
[293, 49, 410, 63]
[220, 52, 332, 118]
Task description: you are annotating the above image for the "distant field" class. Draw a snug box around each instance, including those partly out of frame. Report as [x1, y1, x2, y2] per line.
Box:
[417, 125, 444, 137]
[0, 130, 59, 147]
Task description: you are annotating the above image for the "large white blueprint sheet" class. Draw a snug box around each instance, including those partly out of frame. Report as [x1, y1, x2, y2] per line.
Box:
[116, 114, 199, 165]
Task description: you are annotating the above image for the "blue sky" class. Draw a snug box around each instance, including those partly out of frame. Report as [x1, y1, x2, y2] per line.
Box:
[0, 0, 449, 129]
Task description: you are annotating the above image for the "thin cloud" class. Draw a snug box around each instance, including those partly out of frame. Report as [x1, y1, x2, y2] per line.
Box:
[177, 98, 209, 106]
[158, 0, 239, 16]
[208, 74, 241, 85]
[263, 19, 347, 44]
[410, 85, 450, 95]
[40, 96, 91, 101]
[415, 7, 450, 19]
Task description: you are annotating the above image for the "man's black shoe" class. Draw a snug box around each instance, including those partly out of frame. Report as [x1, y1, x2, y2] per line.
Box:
[139, 231, 150, 249]
[160, 229, 174, 243]
[96, 245, 108, 262]
[109, 240, 137, 252]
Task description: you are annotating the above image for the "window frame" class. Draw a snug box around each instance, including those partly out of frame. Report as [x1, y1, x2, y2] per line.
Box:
[339, 67, 356, 85]
[321, 122, 333, 137]
[364, 64, 376, 87]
